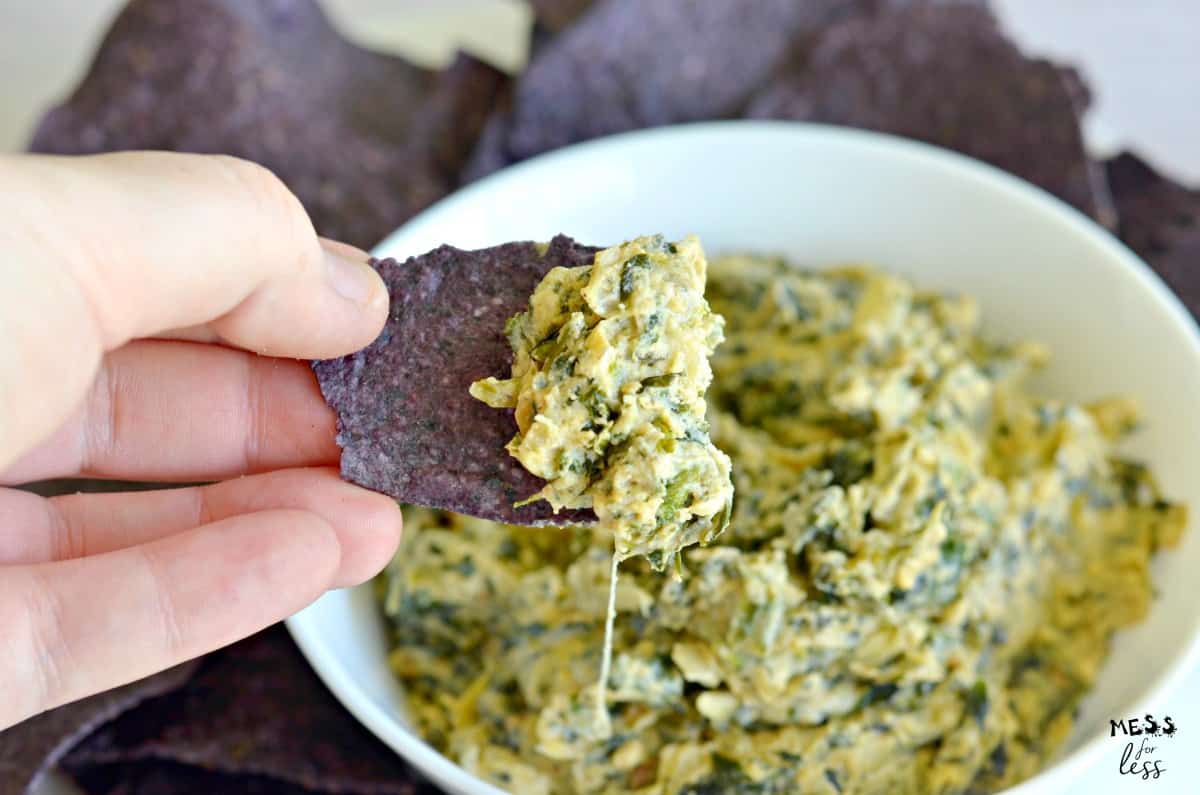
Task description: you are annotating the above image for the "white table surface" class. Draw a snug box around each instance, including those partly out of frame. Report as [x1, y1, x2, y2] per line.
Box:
[1, 2, 1196, 793]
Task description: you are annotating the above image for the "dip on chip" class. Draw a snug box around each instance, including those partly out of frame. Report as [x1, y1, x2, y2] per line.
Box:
[471, 234, 734, 570]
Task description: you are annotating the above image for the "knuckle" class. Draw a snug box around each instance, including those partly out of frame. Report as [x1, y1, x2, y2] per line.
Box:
[3, 573, 70, 717]
[136, 545, 187, 660]
[241, 357, 269, 473]
[81, 355, 119, 475]
[209, 156, 317, 273]
[214, 156, 288, 201]
[46, 497, 87, 560]
[192, 482, 216, 528]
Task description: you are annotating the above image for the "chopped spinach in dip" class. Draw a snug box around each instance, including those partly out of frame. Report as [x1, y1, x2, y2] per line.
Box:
[385, 256, 1186, 795]
[471, 234, 734, 569]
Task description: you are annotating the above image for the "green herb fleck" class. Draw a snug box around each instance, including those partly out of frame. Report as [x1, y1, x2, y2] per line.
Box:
[620, 254, 652, 299]
[964, 680, 989, 725]
[657, 470, 699, 526]
[642, 373, 678, 388]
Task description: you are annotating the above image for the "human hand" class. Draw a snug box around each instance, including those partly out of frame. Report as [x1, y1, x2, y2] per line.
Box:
[0, 152, 403, 729]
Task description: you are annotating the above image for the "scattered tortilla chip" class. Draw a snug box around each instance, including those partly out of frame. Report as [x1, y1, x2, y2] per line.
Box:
[313, 235, 599, 525]
[745, 3, 1112, 223]
[1106, 152, 1200, 317]
[29, 0, 506, 249]
[63, 627, 423, 794]
[464, 0, 872, 180]
[0, 662, 197, 795]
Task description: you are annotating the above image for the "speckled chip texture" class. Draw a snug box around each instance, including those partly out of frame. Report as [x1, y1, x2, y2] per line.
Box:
[745, 3, 1112, 223]
[1106, 152, 1200, 318]
[313, 235, 599, 525]
[29, 0, 506, 249]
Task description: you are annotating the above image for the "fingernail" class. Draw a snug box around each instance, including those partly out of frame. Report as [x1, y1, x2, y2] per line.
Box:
[322, 240, 383, 307]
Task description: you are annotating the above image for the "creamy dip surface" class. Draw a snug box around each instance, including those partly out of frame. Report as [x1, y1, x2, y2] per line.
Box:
[383, 252, 1185, 795]
[470, 234, 733, 570]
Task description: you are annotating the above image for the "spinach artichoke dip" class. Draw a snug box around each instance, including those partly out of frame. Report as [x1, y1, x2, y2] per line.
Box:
[470, 234, 734, 569]
[383, 251, 1185, 795]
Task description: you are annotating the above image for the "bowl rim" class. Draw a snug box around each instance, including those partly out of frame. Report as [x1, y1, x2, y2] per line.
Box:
[288, 119, 1200, 795]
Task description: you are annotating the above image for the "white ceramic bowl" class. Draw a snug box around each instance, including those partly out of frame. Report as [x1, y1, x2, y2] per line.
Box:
[287, 122, 1200, 795]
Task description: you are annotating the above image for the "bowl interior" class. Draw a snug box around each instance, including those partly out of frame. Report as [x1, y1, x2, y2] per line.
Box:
[288, 122, 1200, 795]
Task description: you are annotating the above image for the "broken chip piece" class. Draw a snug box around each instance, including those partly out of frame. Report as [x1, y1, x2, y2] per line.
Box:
[464, 0, 869, 180]
[745, 3, 1110, 222]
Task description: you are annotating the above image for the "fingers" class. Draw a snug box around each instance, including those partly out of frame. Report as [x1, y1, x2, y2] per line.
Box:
[3, 340, 339, 484]
[0, 509, 339, 727]
[0, 466, 403, 727]
[0, 152, 388, 470]
[0, 468, 402, 587]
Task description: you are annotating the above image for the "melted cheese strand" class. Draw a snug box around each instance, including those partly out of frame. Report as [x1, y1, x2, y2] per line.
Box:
[594, 554, 620, 731]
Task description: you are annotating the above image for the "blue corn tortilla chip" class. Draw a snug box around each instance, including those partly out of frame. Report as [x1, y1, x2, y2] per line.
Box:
[745, 3, 1114, 224]
[1105, 152, 1200, 318]
[468, 1, 1110, 229]
[465, 0, 874, 180]
[63, 627, 425, 794]
[30, 0, 506, 249]
[312, 235, 598, 526]
[0, 662, 197, 795]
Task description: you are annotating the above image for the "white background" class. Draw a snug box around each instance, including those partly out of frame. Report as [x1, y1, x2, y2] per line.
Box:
[0, 1, 1196, 793]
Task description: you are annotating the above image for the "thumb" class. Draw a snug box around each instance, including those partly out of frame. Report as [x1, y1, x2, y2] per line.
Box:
[0, 151, 389, 469]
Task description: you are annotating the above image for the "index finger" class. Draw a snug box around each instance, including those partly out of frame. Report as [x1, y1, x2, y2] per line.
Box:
[0, 151, 389, 468]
